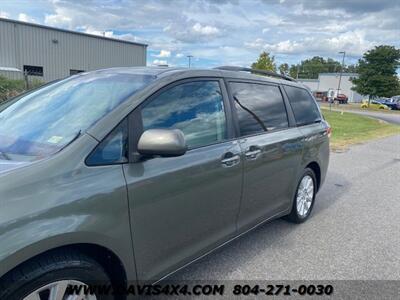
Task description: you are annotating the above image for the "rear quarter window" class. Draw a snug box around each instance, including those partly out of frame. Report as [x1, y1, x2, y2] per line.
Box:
[284, 85, 321, 126]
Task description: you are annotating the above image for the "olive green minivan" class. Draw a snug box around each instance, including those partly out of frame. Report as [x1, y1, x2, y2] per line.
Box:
[0, 67, 330, 299]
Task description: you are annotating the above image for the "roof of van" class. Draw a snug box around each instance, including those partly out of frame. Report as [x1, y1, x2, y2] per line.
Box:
[88, 66, 304, 88]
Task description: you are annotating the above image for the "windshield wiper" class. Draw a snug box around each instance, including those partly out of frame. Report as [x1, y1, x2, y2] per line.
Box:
[234, 95, 267, 131]
[56, 130, 82, 153]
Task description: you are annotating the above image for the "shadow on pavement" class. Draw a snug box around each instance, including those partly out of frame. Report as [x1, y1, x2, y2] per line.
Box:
[170, 170, 349, 280]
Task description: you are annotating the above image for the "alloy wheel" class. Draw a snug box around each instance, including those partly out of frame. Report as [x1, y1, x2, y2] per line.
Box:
[296, 175, 314, 217]
[23, 280, 97, 300]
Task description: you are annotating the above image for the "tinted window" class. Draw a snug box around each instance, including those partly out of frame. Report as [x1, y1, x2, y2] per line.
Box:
[86, 119, 128, 166]
[230, 82, 288, 136]
[284, 86, 321, 126]
[141, 81, 226, 149]
[0, 73, 153, 161]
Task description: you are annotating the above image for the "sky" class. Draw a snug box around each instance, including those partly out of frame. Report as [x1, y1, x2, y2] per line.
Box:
[0, 0, 399, 68]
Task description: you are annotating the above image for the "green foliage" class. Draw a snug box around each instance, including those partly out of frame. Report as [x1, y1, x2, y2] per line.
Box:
[345, 64, 359, 73]
[351, 45, 400, 98]
[0, 76, 25, 102]
[251, 51, 276, 72]
[0, 76, 44, 103]
[289, 65, 298, 78]
[292, 56, 340, 79]
[283, 56, 358, 79]
[322, 109, 399, 149]
[29, 78, 45, 89]
[278, 63, 289, 75]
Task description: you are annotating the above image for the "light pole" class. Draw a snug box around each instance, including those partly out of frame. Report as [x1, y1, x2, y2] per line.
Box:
[187, 55, 193, 68]
[337, 51, 346, 103]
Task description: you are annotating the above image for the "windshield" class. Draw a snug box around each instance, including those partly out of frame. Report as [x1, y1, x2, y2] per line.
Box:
[0, 72, 154, 162]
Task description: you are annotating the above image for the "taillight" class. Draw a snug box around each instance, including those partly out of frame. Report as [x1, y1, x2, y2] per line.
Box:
[326, 127, 332, 138]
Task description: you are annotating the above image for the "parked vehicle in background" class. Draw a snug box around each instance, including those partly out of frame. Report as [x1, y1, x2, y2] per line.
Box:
[382, 96, 400, 110]
[373, 97, 391, 104]
[381, 99, 399, 110]
[361, 99, 389, 109]
[334, 93, 348, 104]
[393, 96, 400, 110]
[0, 66, 330, 299]
[314, 91, 328, 101]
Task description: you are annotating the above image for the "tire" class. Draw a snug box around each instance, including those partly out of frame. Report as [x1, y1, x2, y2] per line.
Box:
[0, 249, 114, 300]
[285, 168, 317, 223]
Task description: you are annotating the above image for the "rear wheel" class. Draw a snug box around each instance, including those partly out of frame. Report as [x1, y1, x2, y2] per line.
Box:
[285, 168, 317, 223]
[0, 250, 114, 300]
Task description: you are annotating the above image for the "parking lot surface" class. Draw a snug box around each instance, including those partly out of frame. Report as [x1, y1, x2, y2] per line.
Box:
[170, 135, 400, 281]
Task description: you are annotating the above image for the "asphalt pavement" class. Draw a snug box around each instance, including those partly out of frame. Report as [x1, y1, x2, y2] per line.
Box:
[170, 135, 400, 282]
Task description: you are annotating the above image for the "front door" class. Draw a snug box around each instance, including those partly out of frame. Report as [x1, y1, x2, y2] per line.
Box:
[228, 81, 304, 230]
[123, 79, 243, 281]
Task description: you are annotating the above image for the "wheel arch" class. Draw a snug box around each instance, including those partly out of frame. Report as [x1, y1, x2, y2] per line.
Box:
[0, 229, 135, 284]
[0, 242, 129, 289]
[305, 161, 321, 191]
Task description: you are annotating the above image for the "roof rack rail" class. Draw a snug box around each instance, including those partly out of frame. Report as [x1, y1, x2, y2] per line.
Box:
[214, 66, 296, 82]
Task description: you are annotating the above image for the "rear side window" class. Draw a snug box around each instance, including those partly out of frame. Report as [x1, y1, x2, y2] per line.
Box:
[141, 81, 227, 149]
[284, 86, 321, 126]
[230, 82, 288, 136]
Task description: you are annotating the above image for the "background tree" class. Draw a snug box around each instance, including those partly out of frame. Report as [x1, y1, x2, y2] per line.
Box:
[351, 45, 400, 99]
[294, 56, 342, 79]
[252, 51, 276, 72]
[279, 63, 289, 75]
[289, 65, 298, 78]
[345, 64, 359, 73]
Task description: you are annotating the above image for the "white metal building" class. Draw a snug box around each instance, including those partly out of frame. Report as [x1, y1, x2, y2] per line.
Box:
[298, 79, 319, 92]
[299, 73, 364, 103]
[0, 18, 147, 82]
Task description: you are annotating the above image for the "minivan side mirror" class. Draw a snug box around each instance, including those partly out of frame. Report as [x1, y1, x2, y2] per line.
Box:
[137, 129, 187, 157]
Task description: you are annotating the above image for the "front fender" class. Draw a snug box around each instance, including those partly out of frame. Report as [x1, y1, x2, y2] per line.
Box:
[0, 225, 134, 280]
[0, 135, 136, 281]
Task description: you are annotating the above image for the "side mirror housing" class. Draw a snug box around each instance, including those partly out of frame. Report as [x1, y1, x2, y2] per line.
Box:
[137, 129, 187, 157]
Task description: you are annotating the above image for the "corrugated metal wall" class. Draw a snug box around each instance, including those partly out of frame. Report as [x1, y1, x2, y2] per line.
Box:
[318, 74, 364, 103]
[0, 19, 147, 82]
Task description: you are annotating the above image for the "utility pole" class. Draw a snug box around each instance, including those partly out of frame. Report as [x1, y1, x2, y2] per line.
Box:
[337, 51, 346, 103]
[296, 65, 300, 79]
[187, 55, 193, 68]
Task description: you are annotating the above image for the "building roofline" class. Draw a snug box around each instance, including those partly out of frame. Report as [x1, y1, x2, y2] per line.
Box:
[0, 17, 148, 47]
[297, 79, 319, 82]
[319, 72, 358, 76]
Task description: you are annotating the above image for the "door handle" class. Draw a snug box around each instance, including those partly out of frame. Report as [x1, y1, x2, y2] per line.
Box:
[221, 154, 240, 168]
[245, 146, 262, 160]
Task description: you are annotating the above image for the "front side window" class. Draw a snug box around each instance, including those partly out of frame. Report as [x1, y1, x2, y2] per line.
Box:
[86, 119, 128, 166]
[284, 85, 321, 126]
[230, 82, 289, 136]
[141, 81, 226, 149]
[0, 72, 153, 162]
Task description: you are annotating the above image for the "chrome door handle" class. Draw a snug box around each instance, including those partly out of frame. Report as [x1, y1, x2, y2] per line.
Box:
[221, 154, 240, 168]
[245, 149, 261, 160]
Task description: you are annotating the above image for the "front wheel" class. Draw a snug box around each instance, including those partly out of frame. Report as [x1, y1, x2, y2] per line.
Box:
[0, 250, 114, 300]
[285, 168, 317, 223]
